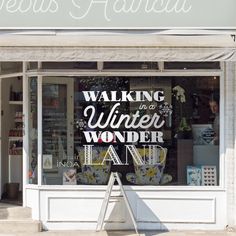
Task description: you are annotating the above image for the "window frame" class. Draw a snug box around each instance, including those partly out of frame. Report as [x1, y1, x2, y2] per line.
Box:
[22, 61, 225, 190]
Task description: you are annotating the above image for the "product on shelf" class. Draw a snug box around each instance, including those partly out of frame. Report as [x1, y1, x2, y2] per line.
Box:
[9, 140, 23, 155]
[8, 99, 23, 155]
[14, 111, 23, 122]
[10, 86, 23, 101]
[9, 129, 23, 137]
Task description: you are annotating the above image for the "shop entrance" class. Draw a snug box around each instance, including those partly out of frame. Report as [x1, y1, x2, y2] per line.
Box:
[0, 76, 23, 205]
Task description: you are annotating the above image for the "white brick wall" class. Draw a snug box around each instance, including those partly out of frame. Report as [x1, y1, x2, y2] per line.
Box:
[225, 62, 236, 228]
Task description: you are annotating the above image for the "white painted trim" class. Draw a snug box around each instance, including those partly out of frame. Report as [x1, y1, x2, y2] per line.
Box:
[0, 73, 23, 79]
[25, 184, 40, 189]
[67, 81, 74, 159]
[36, 187, 226, 230]
[23, 62, 29, 207]
[219, 63, 225, 188]
[38, 62, 42, 70]
[158, 62, 164, 72]
[97, 62, 104, 71]
[135, 196, 216, 223]
[37, 75, 43, 186]
[46, 196, 104, 223]
[26, 70, 223, 77]
[43, 195, 216, 223]
[25, 184, 226, 192]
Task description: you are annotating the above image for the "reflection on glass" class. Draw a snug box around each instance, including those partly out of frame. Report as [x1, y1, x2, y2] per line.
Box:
[29, 77, 38, 184]
[40, 76, 220, 186]
[42, 84, 67, 185]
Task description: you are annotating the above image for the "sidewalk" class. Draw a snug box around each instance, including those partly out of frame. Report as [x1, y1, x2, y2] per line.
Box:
[0, 230, 236, 236]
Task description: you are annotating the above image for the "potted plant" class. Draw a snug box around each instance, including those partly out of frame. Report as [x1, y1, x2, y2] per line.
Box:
[177, 117, 192, 139]
[172, 85, 192, 139]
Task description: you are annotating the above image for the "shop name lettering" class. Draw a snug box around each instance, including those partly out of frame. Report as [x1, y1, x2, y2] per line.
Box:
[0, 0, 192, 20]
[75, 90, 167, 166]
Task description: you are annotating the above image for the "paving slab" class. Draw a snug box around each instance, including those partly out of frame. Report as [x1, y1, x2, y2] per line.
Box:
[0, 230, 236, 236]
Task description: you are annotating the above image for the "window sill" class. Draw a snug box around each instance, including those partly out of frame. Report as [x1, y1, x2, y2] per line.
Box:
[25, 184, 226, 192]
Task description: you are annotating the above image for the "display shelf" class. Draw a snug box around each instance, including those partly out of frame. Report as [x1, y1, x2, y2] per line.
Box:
[14, 119, 23, 123]
[9, 155, 22, 158]
[9, 101, 23, 105]
[9, 136, 23, 141]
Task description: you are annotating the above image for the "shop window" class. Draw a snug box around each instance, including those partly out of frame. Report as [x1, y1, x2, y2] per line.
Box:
[29, 77, 38, 184]
[103, 62, 159, 70]
[29, 62, 38, 70]
[164, 62, 221, 70]
[0, 62, 22, 74]
[41, 76, 220, 186]
[42, 62, 97, 70]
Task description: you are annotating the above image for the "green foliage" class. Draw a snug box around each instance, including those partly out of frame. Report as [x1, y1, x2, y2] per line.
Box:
[177, 117, 191, 132]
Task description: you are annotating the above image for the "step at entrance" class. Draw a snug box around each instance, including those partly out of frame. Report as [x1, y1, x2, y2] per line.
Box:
[0, 203, 42, 233]
[0, 203, 31, 219]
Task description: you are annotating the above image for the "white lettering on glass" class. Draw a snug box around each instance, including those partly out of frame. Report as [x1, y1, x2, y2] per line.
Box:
[80, 89, 167, 166]
[84, 103, 165, 129]
[83, 145, 124, 165]
[83, 131, 164, 143]
[81, 145, 166, 166]
[102, 145, 123, 165]
[82, 91, 165, 102]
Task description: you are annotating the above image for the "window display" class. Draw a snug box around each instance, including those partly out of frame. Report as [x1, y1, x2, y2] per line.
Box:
[40, 76, 220, 186]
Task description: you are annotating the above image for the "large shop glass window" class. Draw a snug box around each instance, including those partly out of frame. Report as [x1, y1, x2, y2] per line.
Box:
[41, 76, 220, 186]
[28, 77, 38, 184]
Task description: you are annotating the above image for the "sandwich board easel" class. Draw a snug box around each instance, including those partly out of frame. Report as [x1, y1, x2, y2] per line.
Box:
[96, 172, 138, 234]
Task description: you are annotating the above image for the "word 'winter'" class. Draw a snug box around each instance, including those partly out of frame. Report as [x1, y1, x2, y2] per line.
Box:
[84, 103, 165, 129]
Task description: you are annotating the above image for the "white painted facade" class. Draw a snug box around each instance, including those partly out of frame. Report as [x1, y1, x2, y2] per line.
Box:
[0, 31, 236, 231]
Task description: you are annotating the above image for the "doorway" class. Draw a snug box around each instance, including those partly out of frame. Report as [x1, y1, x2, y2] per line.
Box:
[0, 76, 23, 205]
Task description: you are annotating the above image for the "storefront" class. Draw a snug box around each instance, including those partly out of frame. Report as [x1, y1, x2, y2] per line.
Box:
[0, 32, 235, 231]
[0, 1, 236, 230]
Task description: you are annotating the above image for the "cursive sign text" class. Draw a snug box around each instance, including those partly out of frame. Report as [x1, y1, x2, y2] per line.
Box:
[70, 0, 192, 21]
[0, 0, 58, 13]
